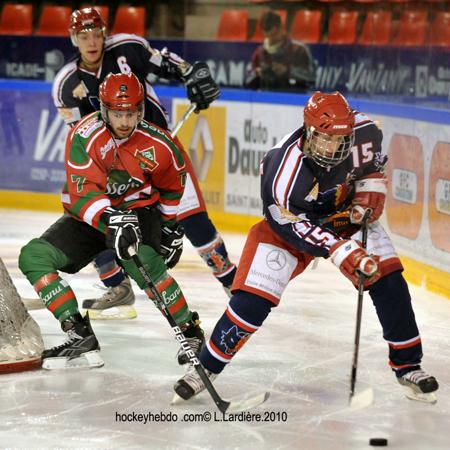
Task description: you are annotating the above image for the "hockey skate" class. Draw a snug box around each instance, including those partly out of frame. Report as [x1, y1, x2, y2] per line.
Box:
[173, 363, 217, 401]
[397, 367, 439, 404]
[176, 311, 205, 365]
[42, 312, 104, 370]
[82, 278, 137, 320]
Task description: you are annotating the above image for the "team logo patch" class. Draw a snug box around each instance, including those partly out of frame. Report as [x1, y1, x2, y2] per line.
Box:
[266, 249, 286, 271]
[220, 326, 250, 356]
[136, 147, 159, 171]
[120, 84, 127, 92]
[72, 81, 88, 99]
[305, 181, 319, 202]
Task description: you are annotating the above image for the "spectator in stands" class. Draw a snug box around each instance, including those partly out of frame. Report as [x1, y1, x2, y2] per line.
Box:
[245, 11, 315, 92]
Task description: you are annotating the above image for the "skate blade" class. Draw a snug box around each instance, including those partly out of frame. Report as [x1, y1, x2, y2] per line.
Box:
[350, 388, 374, 410]
[21, 297, 45, 310]
[84, 306, 137, 320]
[42, 351, 104, 370]
[403, 387, 437, 404]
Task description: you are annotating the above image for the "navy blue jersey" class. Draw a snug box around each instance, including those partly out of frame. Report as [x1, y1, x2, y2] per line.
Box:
[52, 34, 186, 129]
[261, 112, 386, 257]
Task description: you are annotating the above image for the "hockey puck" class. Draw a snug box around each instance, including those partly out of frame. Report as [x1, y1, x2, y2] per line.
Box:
[369, 438, 388, 446]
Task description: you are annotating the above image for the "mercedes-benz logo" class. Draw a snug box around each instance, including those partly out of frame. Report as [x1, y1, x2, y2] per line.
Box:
[266, 249, 286, 271]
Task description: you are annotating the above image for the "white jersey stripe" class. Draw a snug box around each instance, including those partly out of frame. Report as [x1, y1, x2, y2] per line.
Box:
[157, 203, 178, 216]
[105, 33, 154, 53]
[124, 185, 152, 202]
[83, 198, 111, 226]
[273, 141, 303, 209]
[52, 61, 77, 106]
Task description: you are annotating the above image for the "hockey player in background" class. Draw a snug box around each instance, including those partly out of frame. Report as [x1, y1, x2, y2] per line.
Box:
[19, 73, 204, 369]
[51, 7, 236, 318]
[174, 91, 439, 404]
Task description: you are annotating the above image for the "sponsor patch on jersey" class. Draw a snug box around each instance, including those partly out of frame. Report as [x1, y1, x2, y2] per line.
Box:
[72, 81, 88, 99]
[136, 146, 159, 171]
[100, 138, 116, 159]
[77, 117, 103, 139]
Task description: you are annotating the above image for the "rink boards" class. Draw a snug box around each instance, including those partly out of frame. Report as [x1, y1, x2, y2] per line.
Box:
[0, 81, 448, 298]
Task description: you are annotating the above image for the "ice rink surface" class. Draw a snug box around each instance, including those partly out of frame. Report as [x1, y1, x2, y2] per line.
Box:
[1, 208, 449, 450]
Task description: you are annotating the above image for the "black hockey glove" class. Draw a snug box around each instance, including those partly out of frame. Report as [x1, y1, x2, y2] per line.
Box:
[183, 62, 220, 111]
[106, 210, 142, 260]
[159, 222, 184, 269]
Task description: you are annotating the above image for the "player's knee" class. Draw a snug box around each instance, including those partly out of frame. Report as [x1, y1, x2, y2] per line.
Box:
[229, 291, 274, 327]
[19, 238, 60, 283]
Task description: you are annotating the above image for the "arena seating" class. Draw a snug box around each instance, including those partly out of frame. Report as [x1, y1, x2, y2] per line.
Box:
[111, 6, 146, 37]
[216, 9, 248, 41]
[0, 3, 33, 35]
[35, 5, 71, 36]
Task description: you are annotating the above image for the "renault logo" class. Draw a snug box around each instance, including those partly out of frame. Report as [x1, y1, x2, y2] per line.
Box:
[266, 249, 286, 271]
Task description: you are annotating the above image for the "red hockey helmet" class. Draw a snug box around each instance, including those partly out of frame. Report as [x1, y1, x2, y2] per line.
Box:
[69, 7, 106, 46]
[303, 91, 355, 168]
[99, 73, 145, 123]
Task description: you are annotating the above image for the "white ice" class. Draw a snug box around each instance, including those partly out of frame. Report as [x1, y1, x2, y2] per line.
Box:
[1, 208, 449, 450]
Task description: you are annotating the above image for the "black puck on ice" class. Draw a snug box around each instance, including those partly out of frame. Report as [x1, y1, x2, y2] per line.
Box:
[369, 438, 388, 446]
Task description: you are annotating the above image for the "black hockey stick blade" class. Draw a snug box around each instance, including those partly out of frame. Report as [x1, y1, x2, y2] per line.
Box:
[129, 249, 269, 413]
[172, 390, 270, 413]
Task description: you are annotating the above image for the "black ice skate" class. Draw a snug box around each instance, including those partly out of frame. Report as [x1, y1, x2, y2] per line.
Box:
[176, 311, 205, 365]
[42, 312, 104, 370]
[397, 367, 439, 403]
[173, 363, 217, 401]
[82, 278, 137, 320]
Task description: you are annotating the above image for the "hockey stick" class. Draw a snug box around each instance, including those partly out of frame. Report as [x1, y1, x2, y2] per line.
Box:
[170, 103, 197, 138]
[129, 248, 269, 413]
[349, 210, 374, 409]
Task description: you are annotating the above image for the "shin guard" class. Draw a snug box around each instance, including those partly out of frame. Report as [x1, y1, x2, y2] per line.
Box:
[369, 271, 423, 373]
[200, 291, 273, 373]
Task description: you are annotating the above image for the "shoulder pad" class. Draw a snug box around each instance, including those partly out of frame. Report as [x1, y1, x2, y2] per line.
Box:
[105, 33, 150, 51]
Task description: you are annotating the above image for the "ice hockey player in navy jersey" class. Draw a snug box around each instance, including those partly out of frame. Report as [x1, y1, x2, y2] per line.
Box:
[174, 91, 439, 404]
[51, 7, 236, 320]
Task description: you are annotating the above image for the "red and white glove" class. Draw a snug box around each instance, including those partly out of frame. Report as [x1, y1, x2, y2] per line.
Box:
[350, 173, 387, 224]
[330, 240, 381, 286]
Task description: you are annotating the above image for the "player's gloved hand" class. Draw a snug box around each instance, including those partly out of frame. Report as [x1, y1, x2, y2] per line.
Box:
[321, 209, 359, 238]
[182, 62, 220, 111]
[350, 173, 387, 224]
[106, 210, 141, 260]
[329, 240, 380, 286]
[159, 222, 184, 269]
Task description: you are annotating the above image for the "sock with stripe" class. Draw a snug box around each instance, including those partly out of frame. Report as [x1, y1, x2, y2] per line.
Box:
[33, 272, 79, 322]
[94, 249, 126, 288]
[369, 270, 423, 371]
[121, 243, 192, 325]
[18, 238, 80, 322]
[145, 272, 191, 324]
[179, 213, 237, 288]
[199, 291, 273, 374]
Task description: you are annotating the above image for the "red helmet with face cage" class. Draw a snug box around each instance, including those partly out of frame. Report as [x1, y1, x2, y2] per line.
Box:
[69, 8, 106, 46]
[99, 73, 145, 123]
[303, 91, 355, 168]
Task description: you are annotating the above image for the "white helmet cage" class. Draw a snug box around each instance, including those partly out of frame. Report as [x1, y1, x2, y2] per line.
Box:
[304, 126, 355, 169]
